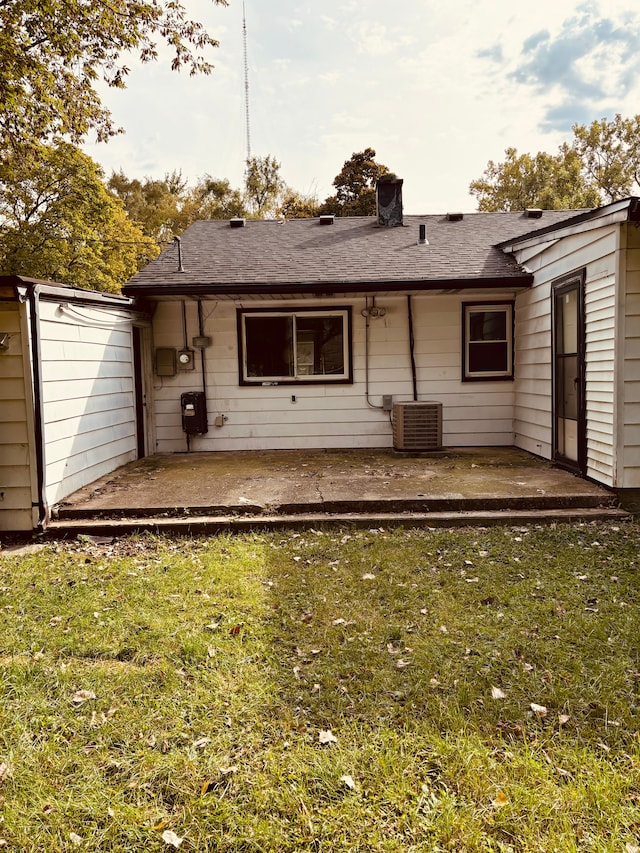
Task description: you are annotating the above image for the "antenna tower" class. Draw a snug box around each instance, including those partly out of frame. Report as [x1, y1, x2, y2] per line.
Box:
[242, 0, 251, 163]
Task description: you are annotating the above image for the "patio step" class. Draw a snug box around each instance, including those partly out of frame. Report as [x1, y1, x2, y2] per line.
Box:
[46, 505, 630, 538]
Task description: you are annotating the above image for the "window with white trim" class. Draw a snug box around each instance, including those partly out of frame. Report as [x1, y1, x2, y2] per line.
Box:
[238, 308, 352, 384]
[462, 302, 513, 380]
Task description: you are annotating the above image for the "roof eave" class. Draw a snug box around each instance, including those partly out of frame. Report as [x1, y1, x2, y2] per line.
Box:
[123, 275, 533, 298]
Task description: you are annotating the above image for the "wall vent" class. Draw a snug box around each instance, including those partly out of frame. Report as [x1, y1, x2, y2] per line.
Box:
[393, 401, 443, 452]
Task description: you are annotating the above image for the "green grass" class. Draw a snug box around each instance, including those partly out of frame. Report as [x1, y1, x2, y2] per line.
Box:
[0, 522, 638, 851]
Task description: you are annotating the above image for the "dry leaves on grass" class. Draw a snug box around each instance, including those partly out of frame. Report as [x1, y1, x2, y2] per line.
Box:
[72, 690, 96, 704]
[491, 687, 506, 699]
[162, 829, 183, 848]
[530, 703, 548, 718]
[319, 729, 338, 746]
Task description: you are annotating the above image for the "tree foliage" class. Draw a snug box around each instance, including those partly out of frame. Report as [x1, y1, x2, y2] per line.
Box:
[320, 148, 390, 216]
[0, 0, 228, 152]
[108, 171, 247, 242]
[470, 115, 640, 211]
[244, 155, 285, 218]
[0, 143, 157, 292]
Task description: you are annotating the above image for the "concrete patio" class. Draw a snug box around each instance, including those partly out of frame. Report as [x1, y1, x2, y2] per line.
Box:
[48, 447, 628, 535]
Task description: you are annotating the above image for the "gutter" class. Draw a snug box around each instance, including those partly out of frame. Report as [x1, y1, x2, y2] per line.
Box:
[122, 275, 533, 299]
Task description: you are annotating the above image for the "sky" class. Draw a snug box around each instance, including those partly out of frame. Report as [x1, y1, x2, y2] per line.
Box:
[84, 0, 640, 214]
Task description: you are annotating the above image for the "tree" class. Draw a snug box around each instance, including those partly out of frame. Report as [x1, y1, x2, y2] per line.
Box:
[108, 171, 248, 242]
[572, 114, 640, 203]
[277, 189, 320, 219]
[244, 155, 285, 218]
[187, 177, 247, 222]
[0, 0, 228, 152]
[469, 146, 600, 212]
[0, 143, 157, 292]
[320, 148, 390, 216]
[470, 115, 640, 211]
[108, 170, 188, 243]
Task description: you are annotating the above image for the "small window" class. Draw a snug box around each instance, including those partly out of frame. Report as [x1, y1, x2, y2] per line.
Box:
[462, 302, 513, 380]
[238, 308, 352, 384]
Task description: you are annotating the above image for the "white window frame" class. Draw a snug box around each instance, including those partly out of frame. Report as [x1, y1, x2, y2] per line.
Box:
[238, 308, 352, 385]
[463, 302, 514, 381]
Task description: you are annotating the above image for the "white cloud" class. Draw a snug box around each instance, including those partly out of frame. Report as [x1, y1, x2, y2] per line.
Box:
[82, 0, 640, 214]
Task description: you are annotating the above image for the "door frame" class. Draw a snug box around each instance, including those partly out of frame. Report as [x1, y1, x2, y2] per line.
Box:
[551, 270, 587, 475]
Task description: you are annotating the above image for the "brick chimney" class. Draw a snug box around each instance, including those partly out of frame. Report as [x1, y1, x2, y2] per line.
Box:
[376, 176, 403, 226]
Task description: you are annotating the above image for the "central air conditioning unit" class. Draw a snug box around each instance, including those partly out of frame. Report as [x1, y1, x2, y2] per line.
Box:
[393, 401, 443, 452]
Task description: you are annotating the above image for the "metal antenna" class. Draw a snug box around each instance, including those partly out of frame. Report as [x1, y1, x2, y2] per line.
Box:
[242, 0, 251, 164]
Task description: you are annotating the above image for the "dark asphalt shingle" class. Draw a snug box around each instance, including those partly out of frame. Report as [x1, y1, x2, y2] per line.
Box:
[124, 210, 586, 295]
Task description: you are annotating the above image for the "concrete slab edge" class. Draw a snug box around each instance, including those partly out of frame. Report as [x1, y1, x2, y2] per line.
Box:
[43, 507, 630, 538]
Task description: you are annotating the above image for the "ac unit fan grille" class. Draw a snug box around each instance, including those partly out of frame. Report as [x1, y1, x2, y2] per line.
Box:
[393, 402, 443, 451]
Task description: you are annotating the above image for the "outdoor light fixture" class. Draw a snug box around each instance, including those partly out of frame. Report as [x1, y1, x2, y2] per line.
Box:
[0, 332, 10, 352]
[361, 297, 386, 319]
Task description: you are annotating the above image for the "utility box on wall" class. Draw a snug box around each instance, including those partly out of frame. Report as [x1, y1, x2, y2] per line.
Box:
[180, 392, 208, 434]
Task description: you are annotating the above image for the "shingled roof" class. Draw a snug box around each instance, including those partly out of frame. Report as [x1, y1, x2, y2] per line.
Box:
[123, 209, 587, 298]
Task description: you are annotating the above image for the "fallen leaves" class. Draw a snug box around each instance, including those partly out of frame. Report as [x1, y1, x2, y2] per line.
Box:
[72, 689, 96, 704]
[491, 686, 506, 699]
[491, 790, 509, 808]
[0, 762, 11, 784]
[162, 829, 183, 848]
[318, 729, 338, 746]
[340, 774, 356, 790]
[530, 703, 548, 718]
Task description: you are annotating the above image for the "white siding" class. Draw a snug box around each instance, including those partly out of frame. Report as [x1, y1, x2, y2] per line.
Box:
[513, 225, 618, 486]
[0, 301, 35, 530]
[38, 300, 137, 505]
[621, 224, 640, 487]
[150, 294, 515, 453]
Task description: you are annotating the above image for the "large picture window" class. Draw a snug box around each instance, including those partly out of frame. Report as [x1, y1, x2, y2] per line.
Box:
[238, 308, 352, 384]
[462, 302, 513, 380]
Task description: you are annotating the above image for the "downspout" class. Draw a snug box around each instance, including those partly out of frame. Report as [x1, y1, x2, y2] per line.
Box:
[27, 284, 48, 529]
[407, 295, 418, 401]
[197, 299, 207, 403]
[364, 296, 382, 409]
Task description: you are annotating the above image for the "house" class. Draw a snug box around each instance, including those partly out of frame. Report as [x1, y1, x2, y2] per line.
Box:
[0, 276, 148, 531]
[3, 181, 640, 531]
[122, 181, 640, 500]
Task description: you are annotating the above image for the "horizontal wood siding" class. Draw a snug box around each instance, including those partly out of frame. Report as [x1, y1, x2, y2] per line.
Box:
[38, 301, 137, 505]
[0, 302, 34, 530]
[513, 226, 618, 485]
[621, 224, 640, 485]
[150, 295, 516, 452]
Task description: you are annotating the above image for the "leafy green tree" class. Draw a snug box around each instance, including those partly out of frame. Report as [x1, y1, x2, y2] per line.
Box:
[320, 148, 390, 216]
[244, 155, 285, 218]
[277, 189, 320, 219]
[469, 146, 600, 211]
[0, 0, 228, 152]
[188, 177, 247, 222]
[108, 172, 248, 241]
[0, 143, 157, 292]
[108, 171, 189, 243]
[470, 115, 640, 211]
[572, 114, 640, 203]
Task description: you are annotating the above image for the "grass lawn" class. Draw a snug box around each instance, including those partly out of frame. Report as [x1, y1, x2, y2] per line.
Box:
[0, 522, 638, 852]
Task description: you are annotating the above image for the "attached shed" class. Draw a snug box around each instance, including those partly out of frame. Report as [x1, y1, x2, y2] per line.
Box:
[0, 276, 148, 531]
